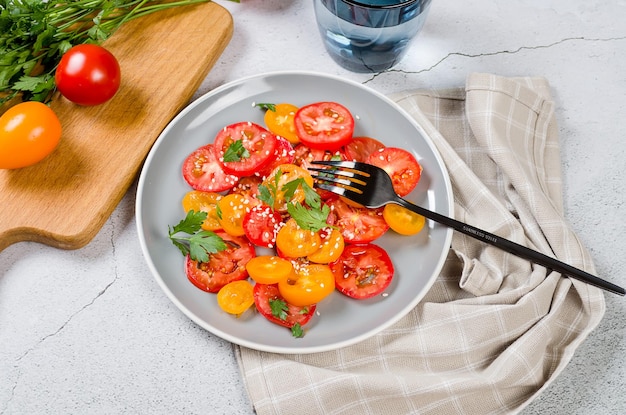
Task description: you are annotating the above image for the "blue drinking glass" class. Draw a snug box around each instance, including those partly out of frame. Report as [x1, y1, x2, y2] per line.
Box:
[313, 0, 432, 73]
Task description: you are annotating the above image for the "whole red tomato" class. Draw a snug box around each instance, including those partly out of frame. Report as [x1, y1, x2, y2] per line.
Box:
[55, 44, 121, 106]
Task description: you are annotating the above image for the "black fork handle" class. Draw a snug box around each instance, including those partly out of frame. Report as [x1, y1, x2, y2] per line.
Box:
[394, 197, 625, 296]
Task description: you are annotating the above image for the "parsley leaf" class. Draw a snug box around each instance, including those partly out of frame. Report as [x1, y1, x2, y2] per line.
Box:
[169, 210, 206, 235]
[302, 181, 323, 209]
[281, 178, 322, 209]
[258, 184, 274, 208]
[258, 168, 282, 208]
[168, 210, 227, 263]
[255, 102, 276, 112]
[12, 74, 55, 93]
[287, 202, 330, 232]
[223, 140, 250, 162]
[291, 323, 304, 338]
[269, 298, 289, 321]
[281, 178, 304, 203]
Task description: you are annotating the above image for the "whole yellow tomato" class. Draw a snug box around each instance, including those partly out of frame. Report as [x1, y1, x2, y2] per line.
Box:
[0, 101, 62, 169]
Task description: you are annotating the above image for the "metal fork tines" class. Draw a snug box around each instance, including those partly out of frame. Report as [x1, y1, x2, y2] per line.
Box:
[308, 160, 626, 296]
[308, 160, 394, 209]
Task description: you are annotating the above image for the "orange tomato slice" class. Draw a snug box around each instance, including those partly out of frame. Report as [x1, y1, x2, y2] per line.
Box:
[181, 190, 223, 231]
[278, 262, 335, 306]
[216, 193, 248, 236]
[382, 204, 426, 235]
[307, 229, 344, 264]
[264, 103, 299, 144]
[217, 280, 255, 315]
[275, 218, 321, 258]
[246, 256, 293, 284]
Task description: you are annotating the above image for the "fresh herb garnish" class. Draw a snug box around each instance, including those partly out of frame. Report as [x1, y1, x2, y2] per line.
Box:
[291, 323, 304, 338]
[255, 102, 276, 112]
[168, 210, 227, 263]
[302, 180, 323, 209]
[223, 140, 250, 162]
[0, 0, 221, 106]
[287, 202, 330, 232]
[282, 179, 329, 231]
[269, 298, 289, 321]
[258, 168, 282, 208]
[269, 298, 305, 338]
[281, 178, 303, 204]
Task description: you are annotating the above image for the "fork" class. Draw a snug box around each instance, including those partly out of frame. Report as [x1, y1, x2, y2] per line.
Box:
[309, 160, 625, 296]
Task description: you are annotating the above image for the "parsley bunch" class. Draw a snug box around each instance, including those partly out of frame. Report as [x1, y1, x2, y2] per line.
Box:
[0, 0, 222, 106]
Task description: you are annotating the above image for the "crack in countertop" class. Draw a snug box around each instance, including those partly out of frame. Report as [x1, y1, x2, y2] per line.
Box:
[1, 229, 120, 414]
[364, 35, 626, 83]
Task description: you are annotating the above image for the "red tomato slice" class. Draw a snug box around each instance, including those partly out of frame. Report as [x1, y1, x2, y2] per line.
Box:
[182, 144, 239, 192]
[213, 122, 278, 176]
[342, 136, 386, 162]
[243, 204, 284, 248]
[330, 243, 394, 299]
[184, 232, 255, 293]
[253, 283, 316, 328]
[366, 147, 422, 196]
[257, 135, 295, 179]
[292, 143, 344, 170]
[326, 196, 389, 243]
[294, 102, 354, 151]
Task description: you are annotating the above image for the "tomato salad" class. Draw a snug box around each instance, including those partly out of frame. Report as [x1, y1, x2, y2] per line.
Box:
[167, 101, 426, 338]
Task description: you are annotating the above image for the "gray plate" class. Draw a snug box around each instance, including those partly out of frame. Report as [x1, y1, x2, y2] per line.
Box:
[136, 71, 453, 354]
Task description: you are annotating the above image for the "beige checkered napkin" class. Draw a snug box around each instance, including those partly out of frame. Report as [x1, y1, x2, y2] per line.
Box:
[236, 73, 605, 415]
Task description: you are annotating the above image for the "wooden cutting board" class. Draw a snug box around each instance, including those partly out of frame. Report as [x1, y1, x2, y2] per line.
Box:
[0, 2, 233, 253]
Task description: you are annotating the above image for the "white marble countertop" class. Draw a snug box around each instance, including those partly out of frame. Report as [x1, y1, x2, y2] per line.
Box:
[2, 1, 625, 413]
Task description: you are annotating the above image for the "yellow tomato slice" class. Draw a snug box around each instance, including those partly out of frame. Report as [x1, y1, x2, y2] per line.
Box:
[307, 229, 344, 264]
[246, 256, 293, 284]
[264, 103, 299, 144]
[217, 280, 255, 315]
[216, 193, 248, 236]
[262, 163, 314, 212]
[382, 204, 426, 235]
[275, 218, 321, 258]
[278, 262, 335, 306]
[181, 190, 223, 231]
